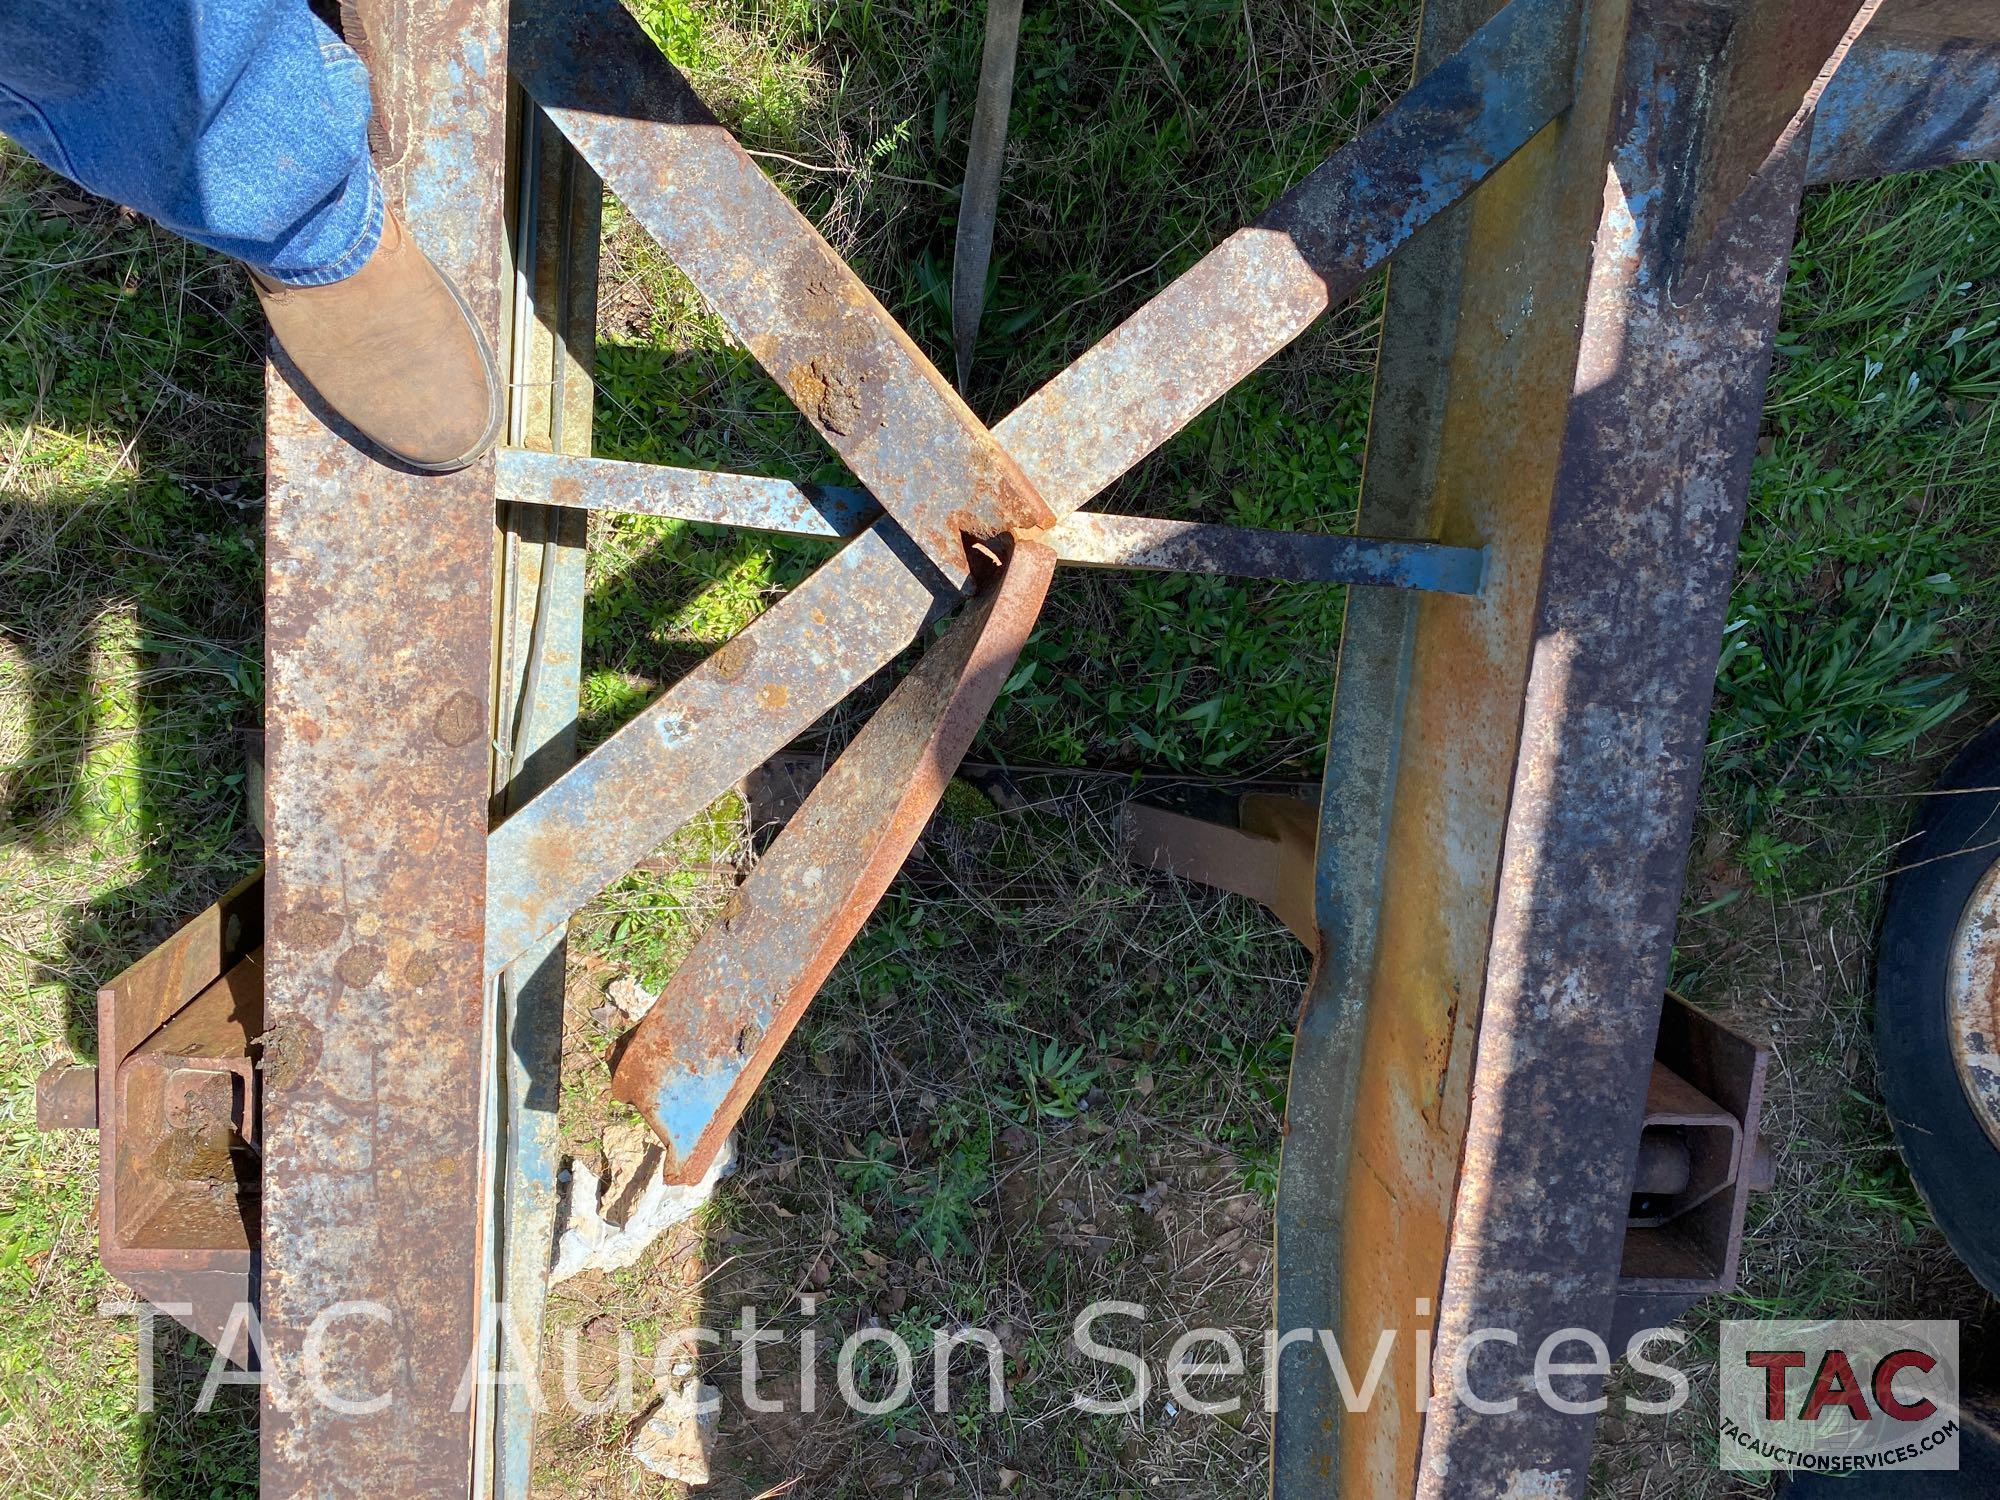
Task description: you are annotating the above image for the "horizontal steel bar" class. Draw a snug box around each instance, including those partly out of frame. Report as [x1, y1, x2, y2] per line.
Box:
[494, 449, 1486, 592]
[497, 448, 881, 538]
[609, 541, 1056, 1183]
[483, 0, 1567, 974]
[512, 0, 1053, 584]
[1047, 514, 1484, 590]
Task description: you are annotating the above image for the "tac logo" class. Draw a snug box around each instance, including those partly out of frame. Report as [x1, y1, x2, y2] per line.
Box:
[1719, 1320, 1960, 1473]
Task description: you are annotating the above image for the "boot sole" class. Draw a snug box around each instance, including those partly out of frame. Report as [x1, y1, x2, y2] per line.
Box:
[392, 244, 506, 474]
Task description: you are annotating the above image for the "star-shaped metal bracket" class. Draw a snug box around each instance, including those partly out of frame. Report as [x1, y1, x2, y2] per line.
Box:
[491, 0, 1574, 1179]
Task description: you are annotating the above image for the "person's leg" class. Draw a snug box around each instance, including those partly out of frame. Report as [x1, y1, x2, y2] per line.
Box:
[0, 0, 500, 468]
[0, 0, 381, 284]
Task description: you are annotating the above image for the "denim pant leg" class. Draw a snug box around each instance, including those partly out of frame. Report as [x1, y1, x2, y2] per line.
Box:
[0, 0, 382, 285]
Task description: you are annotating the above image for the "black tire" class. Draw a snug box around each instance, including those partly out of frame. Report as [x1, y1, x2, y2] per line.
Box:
[1876, 719, 2000, 1296]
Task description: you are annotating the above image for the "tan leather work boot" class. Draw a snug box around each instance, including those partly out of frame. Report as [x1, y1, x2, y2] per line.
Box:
[252, 208, 502, 472]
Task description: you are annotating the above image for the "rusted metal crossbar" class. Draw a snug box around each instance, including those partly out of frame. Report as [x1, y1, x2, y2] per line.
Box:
[35, 0, 2000, 1493]
[609, 540, 1057, 1182]
[490, 0, 1575, 978]
[492, 449, 1490, 590]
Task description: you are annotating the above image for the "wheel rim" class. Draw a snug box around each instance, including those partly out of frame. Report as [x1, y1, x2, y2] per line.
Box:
[1945, 857, 2000, 1153]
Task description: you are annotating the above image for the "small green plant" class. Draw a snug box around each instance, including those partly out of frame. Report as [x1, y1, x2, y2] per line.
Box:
[1005, 1038, 1100, 1124]
[903, 1139, 990, 1260]
[836, 1130, 901, 1198]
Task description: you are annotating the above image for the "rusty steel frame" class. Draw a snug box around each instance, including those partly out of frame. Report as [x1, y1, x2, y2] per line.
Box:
[510, 0, 1057, 585]
[259, 0, 511, 1490]
[34, 0, 2000, 1494]
[482, 95, 601, 1499]
[486, 0, 1575, 981]
[609, 540, 1057, 1182]
[492, 449, 1491, 591]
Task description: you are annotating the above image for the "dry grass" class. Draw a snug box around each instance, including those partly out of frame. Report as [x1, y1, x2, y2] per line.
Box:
[540, 788, 1306, 1497]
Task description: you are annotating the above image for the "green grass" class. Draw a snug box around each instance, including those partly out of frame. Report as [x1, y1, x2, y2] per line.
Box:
[6, 5, 2000, 1497]
[1708, 167, 2000, 854]
[1, 150, 264, 1496]
[585, 0, 1405, 776]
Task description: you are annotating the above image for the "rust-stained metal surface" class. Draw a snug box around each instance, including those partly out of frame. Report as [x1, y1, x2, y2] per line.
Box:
[609, 541, 1056, 1183]
[496, 449, 882, 540]
[1122, 795, 1322, 950]
[260, 0, 509, 1485]
[1272, 0, 1638, 1483]
[92, 872, 264, 1368]
[484, 0, 1567, 979]
[1676, 0, 1879, 257]
[35, 1063, 98, 1130]
[483, 521, 957, 973]
[511, 0, 1052, 584]
[1625, 1065, 1744, 1225]
[45, 0, 2000, 1487]
[1044, 512, 1485, 590]
[1946, 859, 2000, 1151]
[1808, 0, 2000, 182]
[952, 0, 1026, 391]
[991, 0, 1577, 515]
[494, 449, 1487, 591]
[1413, 0, 1839, 1491]
[1612, 996, 1771, 1345]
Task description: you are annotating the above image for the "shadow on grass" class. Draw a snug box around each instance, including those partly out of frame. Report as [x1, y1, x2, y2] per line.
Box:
[1, 481, 266, 1497]
[2, 155, 266, 1492]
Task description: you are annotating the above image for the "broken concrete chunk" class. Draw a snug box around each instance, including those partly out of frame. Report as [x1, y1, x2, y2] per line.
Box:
[550, 1132, 734, 1284]
[631, 1377, 720, 1483]
[606, 974, 659, 1023]
[599, 1120, 666, 1224]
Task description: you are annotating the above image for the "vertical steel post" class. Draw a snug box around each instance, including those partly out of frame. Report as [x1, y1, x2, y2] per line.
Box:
[1275, 0, 1637, 1487]
[483, 100, 598, 1499]
[1276, 0, 1877, 1494]
[259, 0, 510, 1488]
[1418, 3, 1874, 1491]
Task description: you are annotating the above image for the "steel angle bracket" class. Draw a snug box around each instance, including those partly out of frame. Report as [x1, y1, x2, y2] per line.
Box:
[608, 540, 1058, 1182]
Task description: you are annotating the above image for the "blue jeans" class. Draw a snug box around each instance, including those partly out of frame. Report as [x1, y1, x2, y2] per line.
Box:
[0, 0, 382, 285]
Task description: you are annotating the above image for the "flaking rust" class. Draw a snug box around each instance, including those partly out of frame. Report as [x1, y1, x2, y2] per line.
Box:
[1414, 2, 1869, 1495]
[514, 0, 1053, 584]
[259, 0, 508, 1487]
[609, 540, 1058, 1182]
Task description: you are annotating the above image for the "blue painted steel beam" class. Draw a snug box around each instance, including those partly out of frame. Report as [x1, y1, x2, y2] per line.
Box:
[1809, 15, 2000, 182]
[493, 449, 1487, 594]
